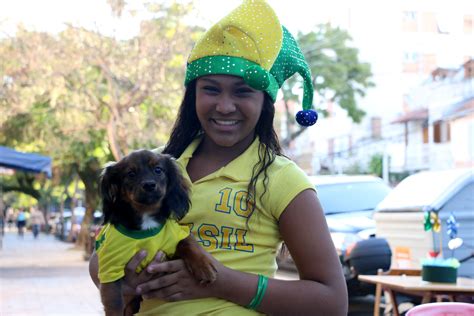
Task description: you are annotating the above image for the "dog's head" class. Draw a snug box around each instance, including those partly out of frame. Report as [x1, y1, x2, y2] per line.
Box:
[100, 150, 190, 225]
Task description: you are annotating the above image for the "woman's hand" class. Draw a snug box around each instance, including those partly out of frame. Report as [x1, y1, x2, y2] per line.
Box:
[122, 250, 164, 298]
[135, 258, 221, 302]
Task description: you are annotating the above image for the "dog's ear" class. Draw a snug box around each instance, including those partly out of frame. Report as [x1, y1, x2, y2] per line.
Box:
[99, 162, 119, 224]
[162, 155, 191, 221]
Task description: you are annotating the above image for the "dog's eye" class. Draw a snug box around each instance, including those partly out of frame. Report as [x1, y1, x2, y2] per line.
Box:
[154, 167, 163, 175]
[127, 171, 136, 178]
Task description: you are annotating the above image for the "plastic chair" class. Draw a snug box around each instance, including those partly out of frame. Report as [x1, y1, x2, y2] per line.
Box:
[406, 302, 474, 316]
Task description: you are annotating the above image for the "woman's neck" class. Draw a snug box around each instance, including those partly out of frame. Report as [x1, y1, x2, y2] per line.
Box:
[198, 134, 255, 164]
[186, 133, 256, 183]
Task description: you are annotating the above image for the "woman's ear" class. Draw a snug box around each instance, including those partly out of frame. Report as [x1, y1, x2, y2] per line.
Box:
[99, 162, 118, 223]
[162, 155, 191, 221]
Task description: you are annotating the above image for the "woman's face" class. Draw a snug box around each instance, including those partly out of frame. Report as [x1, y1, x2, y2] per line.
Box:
[195, 75, 264, 149]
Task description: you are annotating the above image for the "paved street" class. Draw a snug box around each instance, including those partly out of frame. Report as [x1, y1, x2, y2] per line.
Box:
[0, 230, 372, 315]
[0, 230, 303, 316]
[0, 230, 103, 316]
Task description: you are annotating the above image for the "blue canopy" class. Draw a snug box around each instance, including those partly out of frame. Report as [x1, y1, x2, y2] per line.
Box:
[0, 146, 52, 178]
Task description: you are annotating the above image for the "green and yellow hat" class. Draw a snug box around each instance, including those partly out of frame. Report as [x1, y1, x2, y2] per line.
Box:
[185, 0, 318, 126]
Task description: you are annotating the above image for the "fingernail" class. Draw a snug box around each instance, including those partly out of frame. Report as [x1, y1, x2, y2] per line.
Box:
[136, 287, 142, 294]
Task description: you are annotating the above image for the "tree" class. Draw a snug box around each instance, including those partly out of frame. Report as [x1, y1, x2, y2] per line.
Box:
[0, 1, 201, 247]
[281, 23, 374, 146]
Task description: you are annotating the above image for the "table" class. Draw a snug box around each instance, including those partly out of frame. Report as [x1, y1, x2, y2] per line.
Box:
[358, 274, 474, 316]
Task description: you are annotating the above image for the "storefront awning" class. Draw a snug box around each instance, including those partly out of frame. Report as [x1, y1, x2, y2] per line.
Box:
[0, 146, 52, 178]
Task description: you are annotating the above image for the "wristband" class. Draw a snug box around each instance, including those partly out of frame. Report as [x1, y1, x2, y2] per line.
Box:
[246, 274, 268, 310]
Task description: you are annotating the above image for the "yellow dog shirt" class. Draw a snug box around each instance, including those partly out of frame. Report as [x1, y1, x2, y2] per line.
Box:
[95, 220, 190, 283]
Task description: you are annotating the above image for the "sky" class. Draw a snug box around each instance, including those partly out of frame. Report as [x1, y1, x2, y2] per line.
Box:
[0, 0, 360, 39]
[1, 0, 469, 38]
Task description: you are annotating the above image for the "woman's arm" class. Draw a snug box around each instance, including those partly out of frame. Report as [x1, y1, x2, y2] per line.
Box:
[261, 188, 348, 315]
[89, 251, 100, 289]
[138, 189, 348, 315]
[219, 189, 347, 315]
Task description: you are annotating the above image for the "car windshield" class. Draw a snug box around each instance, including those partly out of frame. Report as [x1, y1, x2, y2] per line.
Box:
[317, 181, 391, 214]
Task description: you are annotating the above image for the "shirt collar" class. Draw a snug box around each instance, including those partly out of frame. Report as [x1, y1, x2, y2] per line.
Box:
[177, 136, 262, 182]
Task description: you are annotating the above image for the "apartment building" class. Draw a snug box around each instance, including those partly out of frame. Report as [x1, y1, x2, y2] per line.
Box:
[284, 0, 474, 177]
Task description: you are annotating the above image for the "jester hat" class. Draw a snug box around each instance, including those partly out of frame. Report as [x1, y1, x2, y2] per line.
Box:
[185, 0, 318, 126]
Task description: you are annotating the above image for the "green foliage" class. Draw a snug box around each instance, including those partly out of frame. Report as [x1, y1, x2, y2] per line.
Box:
[344, 162, 365, 175]
[0, 2, 198, 242]
[369, 153, 383, 178]
[295, 24, 374, 123]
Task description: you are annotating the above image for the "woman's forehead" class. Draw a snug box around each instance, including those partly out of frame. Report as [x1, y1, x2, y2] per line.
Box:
[197, 75, 246, 86]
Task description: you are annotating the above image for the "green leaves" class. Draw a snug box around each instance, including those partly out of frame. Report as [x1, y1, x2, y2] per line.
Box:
[297, 24, 374, 123]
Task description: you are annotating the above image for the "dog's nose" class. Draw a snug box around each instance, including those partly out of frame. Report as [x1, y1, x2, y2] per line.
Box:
[142, 181, 157, 192]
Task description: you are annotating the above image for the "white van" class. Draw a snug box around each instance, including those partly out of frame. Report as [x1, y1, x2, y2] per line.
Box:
[374, 168, 474, 278]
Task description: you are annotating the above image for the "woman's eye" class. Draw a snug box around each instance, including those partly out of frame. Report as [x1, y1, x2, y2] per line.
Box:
[202, 86, 220, 94]
[127, 171, 136, 178]
[154, 167, 163, 175]
[235, 88, 253, 96]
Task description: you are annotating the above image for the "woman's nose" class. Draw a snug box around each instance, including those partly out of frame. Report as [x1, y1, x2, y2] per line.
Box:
[215, 95, 236, 114]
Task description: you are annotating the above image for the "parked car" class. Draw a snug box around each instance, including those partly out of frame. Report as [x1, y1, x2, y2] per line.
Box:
[374, 168, 474, 278]
[277, 174, 393, 295]
[55, 207, 102, 242]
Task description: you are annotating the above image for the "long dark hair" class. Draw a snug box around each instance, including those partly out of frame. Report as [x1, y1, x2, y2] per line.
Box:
[163, 79, 283, 213]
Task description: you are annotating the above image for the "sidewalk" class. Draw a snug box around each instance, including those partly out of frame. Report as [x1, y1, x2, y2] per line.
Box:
[0, 230, 102, 316]
[0, 230, 299, 316]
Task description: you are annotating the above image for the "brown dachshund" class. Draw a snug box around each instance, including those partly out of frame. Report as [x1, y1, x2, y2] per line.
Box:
[96, 150, 217, 315]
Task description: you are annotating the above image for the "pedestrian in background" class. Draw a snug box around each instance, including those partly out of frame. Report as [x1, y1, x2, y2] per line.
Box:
[30, 207, 45, 239]
[16, 208, 27, 238]
[0, 199, 5, 236]
[6, 207, 15, 231]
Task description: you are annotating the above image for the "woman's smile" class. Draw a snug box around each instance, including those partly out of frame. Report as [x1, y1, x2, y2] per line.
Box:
[196, 75, 264, 148]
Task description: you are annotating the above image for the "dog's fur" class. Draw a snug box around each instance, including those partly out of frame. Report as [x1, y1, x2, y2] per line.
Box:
[98, 150, 217, 315]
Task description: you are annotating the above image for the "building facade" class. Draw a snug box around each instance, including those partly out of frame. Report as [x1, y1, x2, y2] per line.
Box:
[285, 0, 474, 179]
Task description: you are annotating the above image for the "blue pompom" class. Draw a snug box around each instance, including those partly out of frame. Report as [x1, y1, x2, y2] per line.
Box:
[295, 109, 318, 126]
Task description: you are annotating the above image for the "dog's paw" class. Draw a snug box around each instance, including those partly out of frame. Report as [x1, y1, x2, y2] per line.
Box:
[187, 256, 218, 285]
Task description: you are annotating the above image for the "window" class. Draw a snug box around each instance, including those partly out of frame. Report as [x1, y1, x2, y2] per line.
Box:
[433, 120, 450, 143]
[317, 181, 392, 214]
[403, 52, 420, 63]
[403, 11, 417, 21]
[371, 117, 382, 139]
[402, 11, 418, 32]
[464, 15, 473, 34]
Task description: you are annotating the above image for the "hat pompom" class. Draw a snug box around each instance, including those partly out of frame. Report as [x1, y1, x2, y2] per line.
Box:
[244, 66, 270, 90]
[296, 109, 318, 126]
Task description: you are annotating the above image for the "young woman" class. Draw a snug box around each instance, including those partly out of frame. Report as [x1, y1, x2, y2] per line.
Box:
[90, 0, 347, 314]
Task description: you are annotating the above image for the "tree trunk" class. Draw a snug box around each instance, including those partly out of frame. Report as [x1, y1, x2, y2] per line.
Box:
[76, 158, 101, 249]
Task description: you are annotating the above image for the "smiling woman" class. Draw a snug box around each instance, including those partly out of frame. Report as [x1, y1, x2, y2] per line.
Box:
[89, 1, 347, 315]
[195, 75, 264, 150]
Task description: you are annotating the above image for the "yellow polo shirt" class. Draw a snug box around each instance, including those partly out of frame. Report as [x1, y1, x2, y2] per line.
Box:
[95, 221, 189, 284]
[138, 137, 314, 315]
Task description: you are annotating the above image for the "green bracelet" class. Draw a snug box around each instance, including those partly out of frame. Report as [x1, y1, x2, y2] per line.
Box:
[246, 274, 269, 310]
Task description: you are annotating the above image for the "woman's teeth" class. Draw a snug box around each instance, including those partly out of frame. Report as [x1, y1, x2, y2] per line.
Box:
[214, 119, 238, 125]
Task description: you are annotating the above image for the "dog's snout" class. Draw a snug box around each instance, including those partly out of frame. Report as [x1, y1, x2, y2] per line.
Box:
[142, 180, 157, 192]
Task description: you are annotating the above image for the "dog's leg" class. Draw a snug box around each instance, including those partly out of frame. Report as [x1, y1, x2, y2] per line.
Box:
[176, 235, 217, 284]
[100, 280, 124, 316]
[123, 296, 142, 316]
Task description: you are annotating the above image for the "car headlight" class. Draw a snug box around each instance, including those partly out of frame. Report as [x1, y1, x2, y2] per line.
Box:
[330, 232, 363, 258]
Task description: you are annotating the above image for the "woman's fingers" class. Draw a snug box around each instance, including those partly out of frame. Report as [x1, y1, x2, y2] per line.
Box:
[137, 272, 178, 295]
[123, 250, 165, 296]
[147, 258, 185, 274]
[125, 250, 147, 274]
[143, 283, 184, 301]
